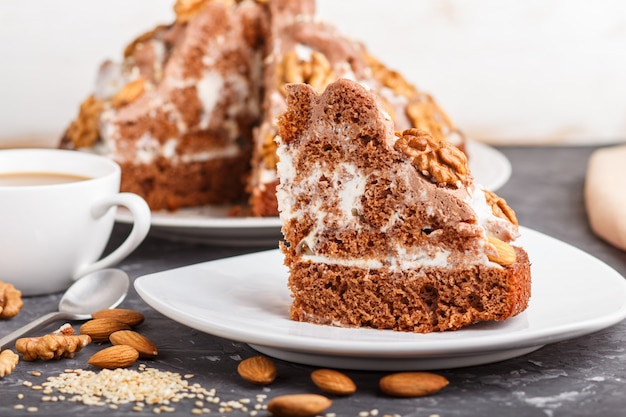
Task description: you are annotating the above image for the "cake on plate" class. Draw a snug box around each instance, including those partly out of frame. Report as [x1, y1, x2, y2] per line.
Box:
[61, 0, 267, 210]
[276, 79, 530, 333]
[61, 0, 464, 216]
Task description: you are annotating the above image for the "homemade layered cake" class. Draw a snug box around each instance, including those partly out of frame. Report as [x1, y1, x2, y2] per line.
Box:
[62, 0, 464, 216]
[276, 79, 530, 333]
[61, 0, 268, 210]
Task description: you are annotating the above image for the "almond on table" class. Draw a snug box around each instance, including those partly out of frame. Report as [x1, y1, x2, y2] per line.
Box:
[109, 330, 158, 359]
[79, 318, 131, 342]
[237, 355, 277, 385]
[310, 369, 357, 396]
[267, 393, 332, 417]
[91, 308, 145, 327]
[379, 371, 449, 397]
[88, 345, 139, 369]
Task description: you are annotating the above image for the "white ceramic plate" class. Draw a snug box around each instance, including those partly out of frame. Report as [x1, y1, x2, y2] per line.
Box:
[135, 227, 626, 370]
[467, 139, 511, 192]
[118, 140, 510, 246]
[117, 204, 283, 247]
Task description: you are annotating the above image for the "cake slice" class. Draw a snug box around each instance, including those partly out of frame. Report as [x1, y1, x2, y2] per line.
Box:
[248, 1, 464, 216]
[61, 0, 268, 210]
[276, 79, 530, 333]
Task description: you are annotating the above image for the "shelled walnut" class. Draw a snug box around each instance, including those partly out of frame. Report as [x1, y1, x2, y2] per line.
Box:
[394, 128, 468, 188]
[0, 281, 24, 319]
[16, 334, 92, 361]
[0, 349, 19, 377]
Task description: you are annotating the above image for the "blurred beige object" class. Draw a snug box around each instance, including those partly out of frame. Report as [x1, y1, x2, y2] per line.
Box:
[1, 0, 625, 147]
[585, 145, 626, 250]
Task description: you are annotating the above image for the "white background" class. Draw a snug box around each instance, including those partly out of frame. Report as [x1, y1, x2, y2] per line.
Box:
[1, 0, 625, 147]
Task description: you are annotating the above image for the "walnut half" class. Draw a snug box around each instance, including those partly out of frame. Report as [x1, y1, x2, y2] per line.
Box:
[276, 50, 336, 94]
[484, 189, 519, 226]
[395, 128, 468, 188]
[0, 281, 24, 319]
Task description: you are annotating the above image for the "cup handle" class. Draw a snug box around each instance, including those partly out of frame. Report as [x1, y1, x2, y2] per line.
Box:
[74, 193, 151, 279]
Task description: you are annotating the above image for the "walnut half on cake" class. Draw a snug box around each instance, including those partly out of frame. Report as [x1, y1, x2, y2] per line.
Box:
[275, 79, 530, 333]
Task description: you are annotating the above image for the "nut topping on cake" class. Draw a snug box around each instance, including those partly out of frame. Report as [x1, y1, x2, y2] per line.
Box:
[174, 0, 219, 23]
[174, 0, 269, 22]
[111, 78, 146, 109]
[64, 95, 104, 149]
[364, 53, 416, 98]
[406, 97, 455, 142]
[394, 128, 468, 188]
[277, 51, 335, 94]
[484, 189, 518, 226]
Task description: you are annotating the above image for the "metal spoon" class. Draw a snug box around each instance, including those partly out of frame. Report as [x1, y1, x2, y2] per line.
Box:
[0, 268, 129, 348]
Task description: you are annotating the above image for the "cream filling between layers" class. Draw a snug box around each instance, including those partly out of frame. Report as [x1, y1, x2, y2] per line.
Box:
[97, 127, 242, 164]
[277, 137, 514, 272]
[466, 185, 520, 242]
[99, 69, 249, 164]
[195, 71, 224, 130]
[301, 246, 452, 272]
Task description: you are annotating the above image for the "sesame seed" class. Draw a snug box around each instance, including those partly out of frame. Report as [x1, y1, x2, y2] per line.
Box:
[17, 393, 24, 400]
[24, 364, 261, 416]
[27, 406, 38, 412]
[31, 371, 42, 377]
[14, 404, 25, 410]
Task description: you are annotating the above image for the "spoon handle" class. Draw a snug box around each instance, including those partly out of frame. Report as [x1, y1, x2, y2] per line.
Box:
[0, 311, 87, 349]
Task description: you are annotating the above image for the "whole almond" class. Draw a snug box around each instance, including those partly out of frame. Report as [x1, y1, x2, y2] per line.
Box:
[79, 318, 131, 342]
[311, 369, 356, 396]
[379, 372, 449, 397]
[109, 330, 158, 358]
[267, 394, 332, 417]
[237, 356, 277, 385]
[88, 345, 139, 369]
[487, 236, 517, 266]
[92, 308, 145, 327]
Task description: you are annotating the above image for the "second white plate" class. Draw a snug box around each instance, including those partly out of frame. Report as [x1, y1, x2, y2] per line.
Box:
[135, 227, 626, 370]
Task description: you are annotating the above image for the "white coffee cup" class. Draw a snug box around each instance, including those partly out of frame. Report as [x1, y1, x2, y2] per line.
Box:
[0, 148, 151, 296]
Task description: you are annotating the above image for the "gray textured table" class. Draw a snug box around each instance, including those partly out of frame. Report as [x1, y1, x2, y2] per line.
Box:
[1, 146, 625, 417]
